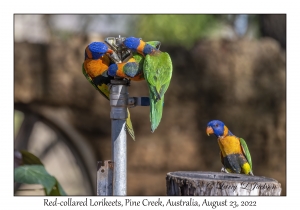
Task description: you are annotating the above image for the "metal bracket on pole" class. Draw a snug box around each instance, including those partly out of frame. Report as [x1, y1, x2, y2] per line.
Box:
[128, 97, 150, 107]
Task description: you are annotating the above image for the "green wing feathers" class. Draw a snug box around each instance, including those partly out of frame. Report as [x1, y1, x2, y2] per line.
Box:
[143, 51, 172, 132]
[159, 81, 171, 99]
[132, 40, 160, 74]
[240, 138, 253, 170]
[143, 52, 172, 87]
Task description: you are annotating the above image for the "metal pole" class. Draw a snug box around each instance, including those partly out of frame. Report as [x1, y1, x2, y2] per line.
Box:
[96, 35, 150, 196]
[110, 79, 128, 195]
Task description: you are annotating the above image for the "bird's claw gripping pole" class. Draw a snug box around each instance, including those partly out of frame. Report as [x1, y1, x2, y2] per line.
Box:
[96, 35, 149, 196]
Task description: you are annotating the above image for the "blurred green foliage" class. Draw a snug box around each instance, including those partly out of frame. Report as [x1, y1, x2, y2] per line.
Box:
[14, 150, 67, 195]
[131, 15, 221, 49]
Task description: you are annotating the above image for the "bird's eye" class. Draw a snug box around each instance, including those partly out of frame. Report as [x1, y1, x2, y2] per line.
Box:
[215, 124, 219, 127]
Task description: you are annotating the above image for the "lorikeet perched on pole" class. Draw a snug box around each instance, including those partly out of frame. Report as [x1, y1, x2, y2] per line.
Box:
[206, 120, 254, 175]
[122, 37, 173, 132]
[82, 41, 135, 140]
[107, 57, 144, 81]
[107, 41, 161, 82]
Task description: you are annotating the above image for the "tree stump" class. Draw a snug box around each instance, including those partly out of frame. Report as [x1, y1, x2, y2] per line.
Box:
[166, 171, 281, 196]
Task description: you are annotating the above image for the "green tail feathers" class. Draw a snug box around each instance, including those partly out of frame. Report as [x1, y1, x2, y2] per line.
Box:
[126, 108, 135, 140]
[149, 91, 164, 133]
[240, 138, 253, 173]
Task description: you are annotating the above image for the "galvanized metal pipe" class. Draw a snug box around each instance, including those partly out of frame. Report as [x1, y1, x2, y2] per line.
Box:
[110, 80, 128, 195]
[97, 36, 151, 196]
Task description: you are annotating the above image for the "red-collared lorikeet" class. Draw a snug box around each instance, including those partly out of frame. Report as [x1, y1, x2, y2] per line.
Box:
[122, 37, 173, 132]
[206, 120, 253, 175]
[82, 41, 135, 140]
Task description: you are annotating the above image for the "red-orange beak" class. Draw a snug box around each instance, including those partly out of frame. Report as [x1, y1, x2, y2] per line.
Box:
[106, 49, 113, 54]
[206, 126, 214, 136]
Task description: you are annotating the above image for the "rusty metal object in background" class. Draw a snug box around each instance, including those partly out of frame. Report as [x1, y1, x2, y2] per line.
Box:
[97, 161, 113, 196]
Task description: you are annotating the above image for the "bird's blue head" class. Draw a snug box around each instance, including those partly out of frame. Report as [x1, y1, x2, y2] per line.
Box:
[107, 63, 118, 77]
[123, 37, 141, 51]
[206, 120, 233, 138]
[87, 42, 113, 59]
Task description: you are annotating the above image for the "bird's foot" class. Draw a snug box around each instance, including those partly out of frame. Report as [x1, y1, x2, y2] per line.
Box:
[221, 167, 230, 173]
[124, 78, 131, 86]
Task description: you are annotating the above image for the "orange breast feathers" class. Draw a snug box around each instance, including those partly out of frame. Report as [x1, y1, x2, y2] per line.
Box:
[218, 135, 243, 158]
[84, 55, 111, 78]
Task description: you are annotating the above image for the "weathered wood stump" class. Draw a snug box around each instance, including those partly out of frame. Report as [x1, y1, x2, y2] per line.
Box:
[166, 171, 281, 196]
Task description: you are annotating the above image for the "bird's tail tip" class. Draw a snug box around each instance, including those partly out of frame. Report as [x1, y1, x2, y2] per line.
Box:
[125, 123, 135, 141]
[128, 133, 135, 141]
[151, 125, 158, 133]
